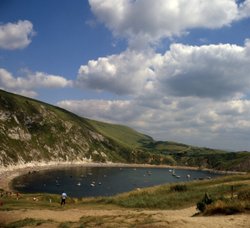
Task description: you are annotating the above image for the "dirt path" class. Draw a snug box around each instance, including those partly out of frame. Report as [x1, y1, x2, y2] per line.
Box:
[0, 206, 250, 227]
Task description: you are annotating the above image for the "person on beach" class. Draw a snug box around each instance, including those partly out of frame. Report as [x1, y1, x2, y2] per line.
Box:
[61, 192, 67, 205]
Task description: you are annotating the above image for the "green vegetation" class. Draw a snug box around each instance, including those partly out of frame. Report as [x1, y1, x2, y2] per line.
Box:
[1, 89, 250, 171]
[87, 119, 153, 149]
[97, 174, 250, 210]
[0, 175, 250, 228]
[170, 184, 188, 192]
[3, 218, 52, 228]
[1, 174, 249, 218]
[196, 185, 250, 215]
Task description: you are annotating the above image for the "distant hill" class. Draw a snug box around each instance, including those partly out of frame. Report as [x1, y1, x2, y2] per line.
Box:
[0, 89, 250, 171]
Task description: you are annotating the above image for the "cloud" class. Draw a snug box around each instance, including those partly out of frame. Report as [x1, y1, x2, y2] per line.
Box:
[77, 49, 157, 95]
[57, 96, 250, 151]
[0, 20, 35, 50]
[157, 41, 250, 99]
[237, 0, 250, 20]
[57, 99, 139, 122]
[0, 68, 72, 97]
[77, 41, 250, 100]
[89, 0, 249, 47]
[70, 39, 250, 150]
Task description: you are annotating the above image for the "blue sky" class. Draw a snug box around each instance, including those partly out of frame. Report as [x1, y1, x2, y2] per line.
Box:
[1, 0, 250, 151]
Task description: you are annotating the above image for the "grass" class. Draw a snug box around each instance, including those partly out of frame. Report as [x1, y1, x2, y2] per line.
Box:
[199, 185, 250, 215]
[204, 199, 245, 215]
[2, 218, 52, 228]
[1, 89, 250, 171]
[1, 174, 250, 212]
[0, 174, 250, 227]
[87, 118, 153, 149]
[55, 213, 160, 228]
[97, 174, 250, 210]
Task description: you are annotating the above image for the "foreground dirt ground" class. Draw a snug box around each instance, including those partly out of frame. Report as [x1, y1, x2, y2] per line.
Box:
[0, 206, 250, 228]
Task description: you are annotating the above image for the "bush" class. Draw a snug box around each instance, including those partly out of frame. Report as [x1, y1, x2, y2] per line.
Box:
[170, 184, 187, 192]
[204, 200, 244, 215]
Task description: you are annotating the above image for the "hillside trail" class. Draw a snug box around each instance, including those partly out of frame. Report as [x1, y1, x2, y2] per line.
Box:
[0, 206, 250, 227]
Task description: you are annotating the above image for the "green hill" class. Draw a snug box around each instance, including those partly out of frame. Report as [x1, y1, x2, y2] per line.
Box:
[86, 119, 153, 149]
[0, 89, 250, 171]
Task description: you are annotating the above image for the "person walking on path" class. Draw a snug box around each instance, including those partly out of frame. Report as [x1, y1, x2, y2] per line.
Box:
[61, 192, 67, 206]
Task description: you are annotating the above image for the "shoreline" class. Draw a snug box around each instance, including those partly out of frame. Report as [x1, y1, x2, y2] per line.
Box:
[0, 161, 246, 192]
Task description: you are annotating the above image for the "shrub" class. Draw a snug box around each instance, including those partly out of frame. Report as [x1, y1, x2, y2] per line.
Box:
[170, 184, 187, 192]
[204, 200, 244, 215]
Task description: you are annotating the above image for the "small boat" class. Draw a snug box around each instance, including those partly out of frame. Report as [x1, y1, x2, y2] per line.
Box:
[76, 182, 81, 186]
[147, 171, 152, 175]
[90, 183, 95, 187]
[98, 182, 102, 185]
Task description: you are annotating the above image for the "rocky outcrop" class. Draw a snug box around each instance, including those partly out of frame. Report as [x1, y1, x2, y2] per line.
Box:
[0, 90, 128, 167]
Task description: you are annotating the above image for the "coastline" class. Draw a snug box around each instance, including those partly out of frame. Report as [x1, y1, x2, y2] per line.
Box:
[0, 161, 246, 192]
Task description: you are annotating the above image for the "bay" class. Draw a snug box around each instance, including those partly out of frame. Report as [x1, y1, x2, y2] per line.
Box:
[12, 166, 221, 198]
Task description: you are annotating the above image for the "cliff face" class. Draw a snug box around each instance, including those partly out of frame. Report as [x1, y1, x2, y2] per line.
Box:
[1, 89, 250, 172]
[0, 90, 129, 167]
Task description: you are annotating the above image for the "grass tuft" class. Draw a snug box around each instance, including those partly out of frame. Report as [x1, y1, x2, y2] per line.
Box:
[4, 218, 51, 228]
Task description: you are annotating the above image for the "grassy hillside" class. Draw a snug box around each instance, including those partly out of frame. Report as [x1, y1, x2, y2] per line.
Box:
[1, 89, 250, 171]
[0, 90, 176, 167]
[0, 89, 133, 165]
[87, 119, 153, 149]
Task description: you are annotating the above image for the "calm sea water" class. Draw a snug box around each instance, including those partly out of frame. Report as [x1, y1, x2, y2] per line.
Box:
[12, 166, 221, 197]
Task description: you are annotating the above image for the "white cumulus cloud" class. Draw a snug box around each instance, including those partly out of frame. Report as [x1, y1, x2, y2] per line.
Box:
[77, 49, 157, 95]
[0, 20, 35, 50]
[0, 68, 72, 97]
[77, 41, 250, 100]
[70, 39, 250, 150]
[157, 41, 250, 99]
[89, 0, 249, 47]
[57, 96, 250, 151]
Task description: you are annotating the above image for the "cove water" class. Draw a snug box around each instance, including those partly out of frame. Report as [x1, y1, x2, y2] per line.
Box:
[12, 166, 221, 198]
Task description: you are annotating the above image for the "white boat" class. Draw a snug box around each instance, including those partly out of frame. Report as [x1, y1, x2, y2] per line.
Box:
[147, 171, 152, 175]
[76, 182, 81, 186]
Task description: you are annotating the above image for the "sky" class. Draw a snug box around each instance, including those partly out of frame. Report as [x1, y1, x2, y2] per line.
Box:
[1, 0, 250, 151]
